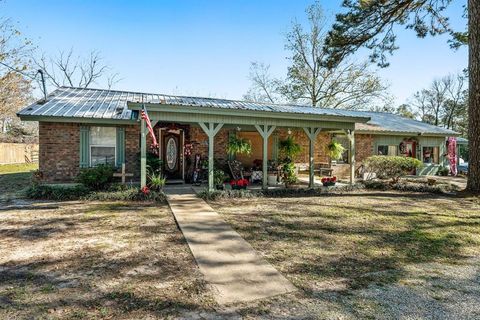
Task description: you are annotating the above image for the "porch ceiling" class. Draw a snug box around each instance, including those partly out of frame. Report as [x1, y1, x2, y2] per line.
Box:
[128, 102, 369, 131]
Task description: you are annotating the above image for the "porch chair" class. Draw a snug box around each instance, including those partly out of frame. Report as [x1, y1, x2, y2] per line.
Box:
[314, 162, 333, 177]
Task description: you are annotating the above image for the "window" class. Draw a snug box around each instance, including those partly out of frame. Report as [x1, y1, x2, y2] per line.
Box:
[90, 126, 116, 166]
[422, 146, 439, 164]
[377, 145, 398, 156]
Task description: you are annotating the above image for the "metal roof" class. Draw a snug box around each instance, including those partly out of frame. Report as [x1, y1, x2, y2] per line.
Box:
[18, 87, 458, 136]
[18, 87, 369, 121]
[349, 111, 458, 135]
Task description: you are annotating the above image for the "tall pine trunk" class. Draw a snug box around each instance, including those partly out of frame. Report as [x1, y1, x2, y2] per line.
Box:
[467, 0, 480, 192]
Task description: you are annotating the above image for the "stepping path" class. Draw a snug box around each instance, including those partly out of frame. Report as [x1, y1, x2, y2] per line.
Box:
[166, 187, 296, 305]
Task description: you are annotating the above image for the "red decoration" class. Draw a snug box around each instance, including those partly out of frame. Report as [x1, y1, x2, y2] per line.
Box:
[140, 186, 150, 195]
[321, 176, 337, 185]
[230, 178, 249, 188]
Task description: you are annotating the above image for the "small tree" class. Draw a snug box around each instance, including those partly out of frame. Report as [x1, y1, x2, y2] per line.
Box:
[364, 156, 423, 183]
[279, 136, 301, 187]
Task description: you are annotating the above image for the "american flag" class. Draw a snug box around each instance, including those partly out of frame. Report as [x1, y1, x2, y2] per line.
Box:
[140, 106, 158, 148]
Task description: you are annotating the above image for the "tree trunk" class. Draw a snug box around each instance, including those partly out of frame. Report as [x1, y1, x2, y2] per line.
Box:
[467, 0, 480, 192]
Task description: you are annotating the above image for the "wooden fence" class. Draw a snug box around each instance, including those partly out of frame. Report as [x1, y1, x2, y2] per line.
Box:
[0, 143, 39, 164]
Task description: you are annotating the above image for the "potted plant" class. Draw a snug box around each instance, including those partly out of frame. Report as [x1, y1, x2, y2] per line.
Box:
[326, 140, 345, 162]
[226, 135, 252, 156]
[230, 178, 249, 190]
[278, 136, 301, 188]
[148, 171, 166, 191]
[321, 176, 337, 187]
[214, 169, 227, 190]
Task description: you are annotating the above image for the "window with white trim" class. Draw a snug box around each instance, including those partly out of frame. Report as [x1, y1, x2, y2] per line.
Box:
[377, 145, 398, 156]
[90, 126, 116, 166]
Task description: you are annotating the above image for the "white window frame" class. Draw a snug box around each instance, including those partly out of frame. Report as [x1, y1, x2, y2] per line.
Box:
[422, 146, 440, 164]
[89, 126, 117, 167]
[377, 145, 398, 156]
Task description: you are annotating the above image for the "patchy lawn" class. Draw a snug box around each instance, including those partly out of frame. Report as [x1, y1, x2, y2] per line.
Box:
[0, 201, 215, 319]
[212, 191, 480, 319]
[0, 163, 38, 198]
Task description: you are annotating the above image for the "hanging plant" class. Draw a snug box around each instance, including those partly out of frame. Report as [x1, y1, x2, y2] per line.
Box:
[278, 136, 301, 187]
[279, 136, 301, 162]
[226, 135, 252, 156]
[326, 140, 345, 161]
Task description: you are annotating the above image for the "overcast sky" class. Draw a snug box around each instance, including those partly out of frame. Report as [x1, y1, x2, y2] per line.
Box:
[3, 0, 468, 105]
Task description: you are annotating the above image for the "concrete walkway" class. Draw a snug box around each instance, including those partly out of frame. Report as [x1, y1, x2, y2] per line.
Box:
[166, 187, 296, 305]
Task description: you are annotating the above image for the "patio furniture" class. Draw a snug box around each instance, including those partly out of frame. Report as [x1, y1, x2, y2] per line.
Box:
[227, 160, 251, 180]
[250, 170, 263, 183]
[314, 162, 333, 177]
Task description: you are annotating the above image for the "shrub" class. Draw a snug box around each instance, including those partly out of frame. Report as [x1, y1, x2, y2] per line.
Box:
[85, 187, 167, 203]
[77, 164, 114, 190]
[437, 166, 449, 176]
[197, 184, 365, 200]
[364, 156, 423, 183]
[364, 179, 459, 194]
[25, 184, 90, 201]
[197, 189, 258, 201]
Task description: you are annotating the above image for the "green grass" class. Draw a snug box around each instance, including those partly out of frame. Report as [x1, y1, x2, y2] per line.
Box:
[213, 192, 480, 291]
[0, 162, 38, 174]
[0, 163, 38, 198]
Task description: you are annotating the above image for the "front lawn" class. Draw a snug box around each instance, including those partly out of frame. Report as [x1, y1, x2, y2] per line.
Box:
[0, 163, 38, 198]
[212, 191, 480, 318]
[0, 201, 215, 319]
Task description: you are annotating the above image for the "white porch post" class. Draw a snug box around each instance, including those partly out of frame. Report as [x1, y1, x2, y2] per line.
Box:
[199, 122, 224, 191]
[303, 127, 322, 188]
[345, 129, 355, 184]
[255, 124, 276, 189]
[140, 118, 147, 188]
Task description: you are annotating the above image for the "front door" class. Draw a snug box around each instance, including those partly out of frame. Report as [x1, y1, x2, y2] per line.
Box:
[163, 132, 181, 179]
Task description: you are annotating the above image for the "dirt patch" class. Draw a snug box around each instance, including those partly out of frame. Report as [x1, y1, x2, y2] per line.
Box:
[0, 200, 216, 319]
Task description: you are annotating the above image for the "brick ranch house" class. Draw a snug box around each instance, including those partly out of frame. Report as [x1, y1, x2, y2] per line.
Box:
[17, 87, 458, 190]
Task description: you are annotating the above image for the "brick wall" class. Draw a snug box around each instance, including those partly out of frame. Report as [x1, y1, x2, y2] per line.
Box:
[188, 126, 229, 165]
[276, 128, 331, 165]
[38, 121, 376, 182]
[125, 125, 140, 179]
[188, 127, 333, 167]
[39, 122, 80, 182]
[355, 134, 374, 163]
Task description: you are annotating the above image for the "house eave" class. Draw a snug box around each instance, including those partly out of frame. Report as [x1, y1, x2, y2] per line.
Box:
[355, 129, 460, 137]
[17, 114, 138, 125]
[127, 102, 371, 124]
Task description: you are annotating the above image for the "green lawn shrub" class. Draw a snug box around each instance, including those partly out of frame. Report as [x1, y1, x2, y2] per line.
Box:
[364, 156, 423, 183]
[364, 179, 459, 194]
[25, 184, 90, 201]
[86, 187, 167, 203]
[76, 164, 114, 190]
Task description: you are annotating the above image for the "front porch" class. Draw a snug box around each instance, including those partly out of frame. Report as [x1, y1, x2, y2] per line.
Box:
[128, 100, 370, 191]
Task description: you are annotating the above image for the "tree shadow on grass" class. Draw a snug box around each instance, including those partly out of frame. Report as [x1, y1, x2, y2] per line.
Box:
[219, 198, 478, 294]
[0, 202, 216, 319]
[0, 172, 32, 195]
